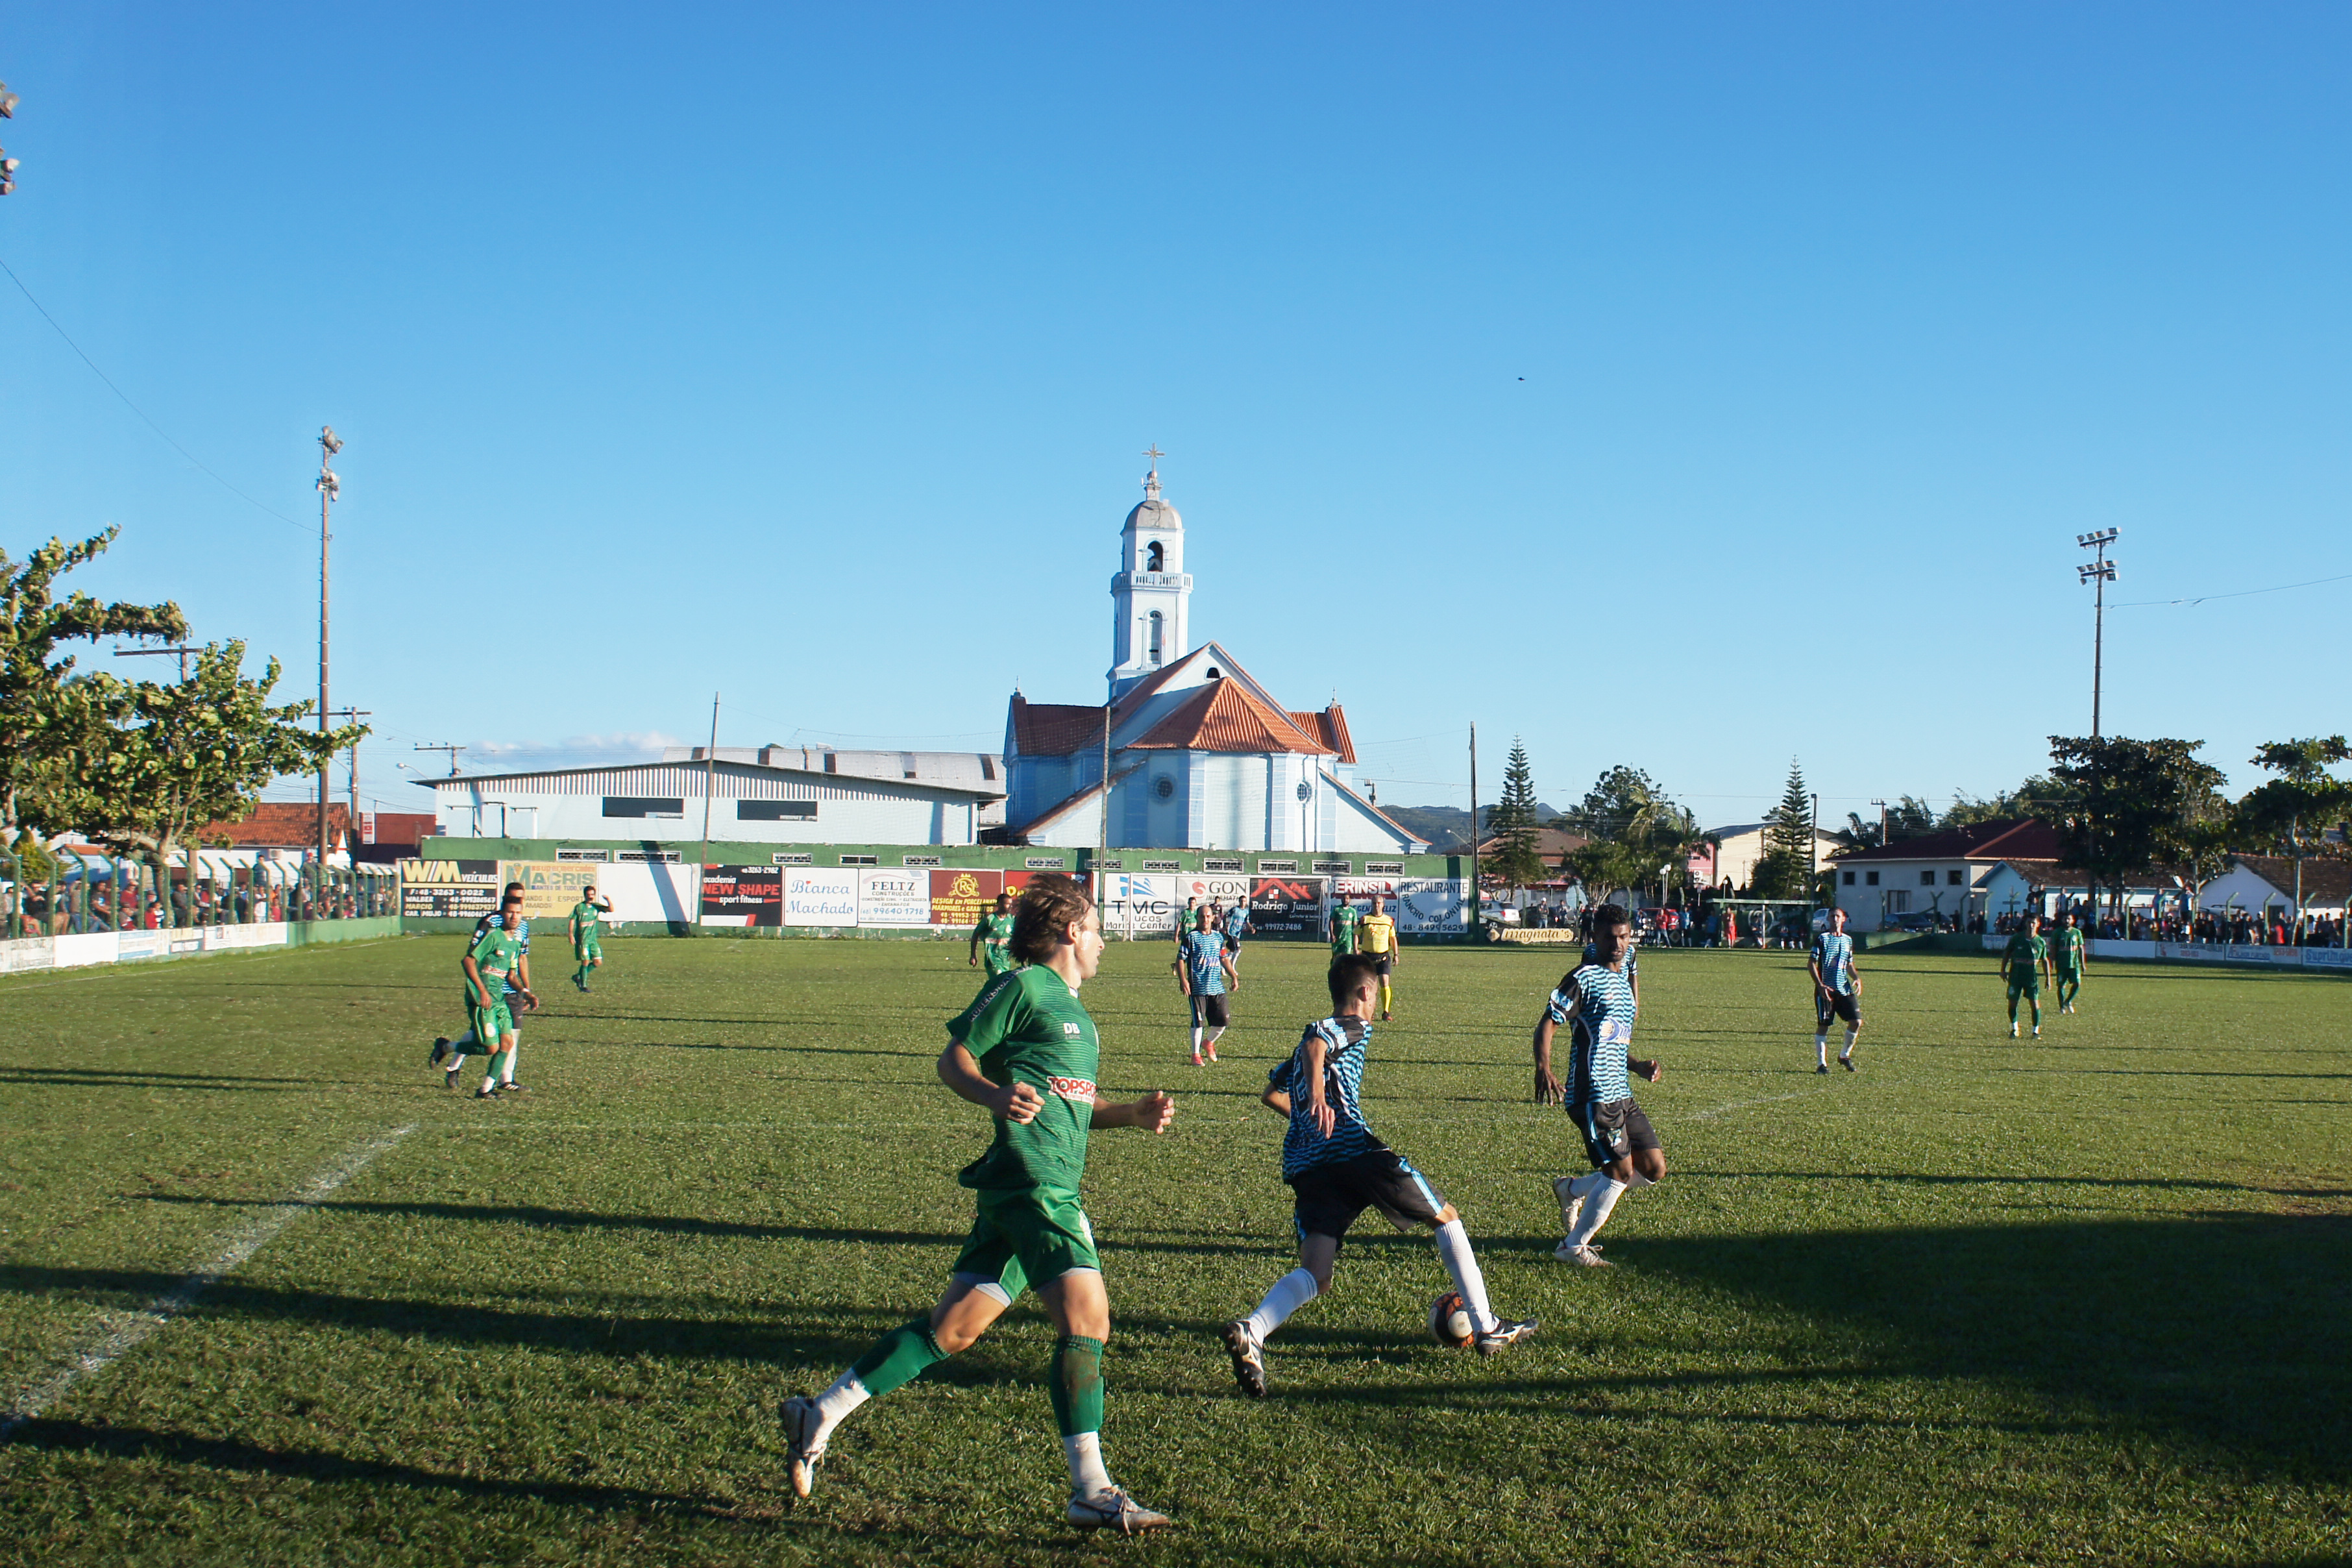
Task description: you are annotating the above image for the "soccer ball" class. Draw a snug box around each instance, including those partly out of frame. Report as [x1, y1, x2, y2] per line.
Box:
[1428, 1290, 1475, 1349]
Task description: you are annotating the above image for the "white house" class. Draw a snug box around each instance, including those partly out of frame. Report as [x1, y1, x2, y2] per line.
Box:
[1828, 820, 2065, 931]
[1689, 822, 1846, 892]
[2196, 854, 2349, 921]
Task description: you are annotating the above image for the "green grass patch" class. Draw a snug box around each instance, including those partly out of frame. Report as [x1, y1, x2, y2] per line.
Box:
[1, 935, 2346, 1565]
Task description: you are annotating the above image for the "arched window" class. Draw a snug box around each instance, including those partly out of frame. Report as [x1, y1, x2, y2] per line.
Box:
[1145, 541, 1164, 572]
[1147, 611, 1164, 663]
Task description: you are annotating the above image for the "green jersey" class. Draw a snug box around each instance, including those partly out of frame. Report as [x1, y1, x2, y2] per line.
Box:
[949, 966, 1100, 1192]
[465, 925, 524, 1003]
[2053, 927, 2085, 971]
[570, 900, 604, 940]
[1331, 903, 1360, 950]
[973, 910, 1018, 975]
[2003, 931, 2048, 977]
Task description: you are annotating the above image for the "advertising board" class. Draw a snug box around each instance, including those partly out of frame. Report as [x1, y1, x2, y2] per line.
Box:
[500, 859, 608, 920]
[596, 860, 702, 925]
[785, 867, 859, 927]
[1395, 877, 1470, 935]
[400, 858, 501, 920]
[857, 867, 932, 927]
[1247, 876, 1327, 938]
[1101, 874, 1177, 935]
[700, 864, 783, 926]
[930, 868, 1003, 927]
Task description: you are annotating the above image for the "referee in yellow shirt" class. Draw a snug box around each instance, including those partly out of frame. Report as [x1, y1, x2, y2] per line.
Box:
[1358, 893, 1401, 1020]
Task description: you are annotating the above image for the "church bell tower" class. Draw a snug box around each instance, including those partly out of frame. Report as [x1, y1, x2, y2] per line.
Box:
[1109, 448, 1191, 698]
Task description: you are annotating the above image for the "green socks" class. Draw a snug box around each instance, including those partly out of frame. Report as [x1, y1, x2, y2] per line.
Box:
[1050, 1335, 1106, 1439]
[850, 1317, 950, 1398]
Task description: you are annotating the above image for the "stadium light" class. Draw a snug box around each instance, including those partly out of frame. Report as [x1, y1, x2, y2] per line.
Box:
[0, 151, 16, 197]
[2074, 529, 2120, 738]
[0, 82, 18, 117]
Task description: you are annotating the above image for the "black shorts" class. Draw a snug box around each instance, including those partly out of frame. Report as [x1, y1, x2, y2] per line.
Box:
[1367, 953, 1393, 977]
[1190, 992, 1231, 1028]
[1571, 1096, 1659, 1170]
[1815, 989, 1861, 1027]
[1286, 1147, 1448, 1249]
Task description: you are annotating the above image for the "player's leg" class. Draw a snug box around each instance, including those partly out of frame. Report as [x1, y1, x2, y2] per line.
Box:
[1839, 995, 1861, 1068]
[2007, 981, 2022, 1036]
[1188, 993, 1205, 1066]
[1377, 957, 1394, 1021]
[2027, 981, 2043, 1036]
[1201, 994, 1227, 1062]
[1561, 1103, 1659, 1262]
[1227, 1181, 1354, 1396]
[1814, 992, 1833, 1072]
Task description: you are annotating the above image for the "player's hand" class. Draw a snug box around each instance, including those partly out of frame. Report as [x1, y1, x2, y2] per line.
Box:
[1534, 1067, 1563, 1105]
[993, 1081, 1046, 1123]
[1129, 1090, 1176, 1134]
[519, 990, 540, 1013]
[1633, 1057, 1663, 1084]
[1309, 1096, 1336, 1138]
[968, 955, 979, 968]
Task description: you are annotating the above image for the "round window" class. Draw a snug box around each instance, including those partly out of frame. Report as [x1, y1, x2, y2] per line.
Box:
[1155, 776, 1176, 800]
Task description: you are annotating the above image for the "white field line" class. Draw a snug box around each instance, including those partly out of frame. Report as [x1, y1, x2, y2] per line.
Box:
[0, 1121, 416, 1438]
[1685, 1084, 1833, 1123]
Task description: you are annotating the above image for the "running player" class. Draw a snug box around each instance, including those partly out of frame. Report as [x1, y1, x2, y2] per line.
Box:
[430, 885, 537, 1090]
[970, 890, 1018, 983]
[456, 904, 530, 1098]
[1180, 906, 1238, 1066]
[1329, 895, 1360, 957]
[1534, 905, 1666, 1266]
[1221, 898, 1253, 976]
[2052, 910, 2087, 1014]
[2003, 914, 2053, 1038]
[1222, 952, 1537, 1397]
[1808, 907, 1862, 1073]
[1358, 894, 1399, 1021]
[569, 885, 613, 992]
[779, 874, 1177, 1532]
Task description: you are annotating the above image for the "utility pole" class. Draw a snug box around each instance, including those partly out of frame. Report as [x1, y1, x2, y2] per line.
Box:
[328, 709, 369, 845]
[315, 426, 342, 889]
[700, 691, 720, 864]
[112, 644, 199, 682]
[413, 742, 465, 775]
[1467, 722, 1480, 933]
[1810, 790, 1820, 899]
[1098, 683, 1112, 913]
[1870, 798, 1888, 847]
[2076, 529, 2119, 738]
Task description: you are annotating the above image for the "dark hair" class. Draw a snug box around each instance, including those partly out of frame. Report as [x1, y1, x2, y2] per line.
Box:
[1011, 873, 1094, 964]
[1327, 952, 1383, 1007]
[1590, 903, 1630, 930]
[504, 882, 524, 895]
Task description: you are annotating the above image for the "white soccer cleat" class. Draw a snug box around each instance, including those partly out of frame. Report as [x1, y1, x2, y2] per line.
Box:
[780, 1395, 827, 1501]
[1221, 1321, 1268, 1399]
[1550, 1175, 1584, 1236]
[1068, 1486, 1173, 1532]
[1554, 1240, 1610, 1267]
[1475, 1317, 1539, 1356]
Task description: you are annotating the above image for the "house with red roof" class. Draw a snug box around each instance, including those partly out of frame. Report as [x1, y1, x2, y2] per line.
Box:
[995, 463, 1425, 853]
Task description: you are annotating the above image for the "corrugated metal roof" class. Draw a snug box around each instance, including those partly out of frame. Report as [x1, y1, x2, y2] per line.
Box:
[417, 759, 996, 800]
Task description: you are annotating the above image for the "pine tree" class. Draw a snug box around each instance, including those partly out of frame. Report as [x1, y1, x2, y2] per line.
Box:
[1752, 759, 1817, 900]
[1489, 738, 1545, 888]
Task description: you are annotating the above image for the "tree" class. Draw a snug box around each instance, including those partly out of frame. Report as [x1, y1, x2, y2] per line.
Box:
[2234, 736, 2352, 938]
[67, 643, 365, 925]
[2044, 735, 2227, 919]
[1558, 766, 1709, 906]
[1752, 759, 1817, 900]
[1, 530, 186, 843]
[1942, 774, 2073, 830]
[1488, 737, 1545, 889]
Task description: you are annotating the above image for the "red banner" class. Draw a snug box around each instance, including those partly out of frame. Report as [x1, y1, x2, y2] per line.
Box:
[930, 868, 1003, 926]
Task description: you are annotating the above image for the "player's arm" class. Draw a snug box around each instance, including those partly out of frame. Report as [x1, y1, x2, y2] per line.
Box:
[1219, 946, 1239, 994]
[569, 914, 580, 944]
[1532, 983, 1572, 1103]
[461, 952, 493, 1009]
[1091, 1090, 1176, 1133]
[1295, 1031, 1335, 1138]
[1260, 1079, 1293, 1116]
[968, 922, 984, 967]
[936, 1040, 1045, 1123]
[1628, 1055, 1663, 1083]
[1807, 947, 1827, 993]
[513, 950, 537, 1010]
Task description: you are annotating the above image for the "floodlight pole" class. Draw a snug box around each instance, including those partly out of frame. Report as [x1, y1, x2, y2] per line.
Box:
[2076, 529, 2119, 739]
[1467, 722, 1480, 930]
[315, 427, 343, 898]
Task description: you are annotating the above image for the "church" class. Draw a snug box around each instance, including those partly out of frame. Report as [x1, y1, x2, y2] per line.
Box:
[994, 461, 1426, 854]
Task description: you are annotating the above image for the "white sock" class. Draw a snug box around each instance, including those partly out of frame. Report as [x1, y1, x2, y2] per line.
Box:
[453, 1029, 478, 1049]
[1064, 1431, 1114, 1496]
[1842, 1028, 1857, 1058]
[500, 1040, 519, 1083]
[1190, 1026, 1203, 1055]
[447, 1053, 467, 1070]
[811, 1369, 870, 1445]
[1204, 1026, 1225, 1050]
[1815, 1033, 1828, 1064]
[1567, 1169, 1612, 1202]
[1243, 1268, 1319, 1343]
[1565, 1177, 1626, 1249]
[1434, 1219, 1498, 1334]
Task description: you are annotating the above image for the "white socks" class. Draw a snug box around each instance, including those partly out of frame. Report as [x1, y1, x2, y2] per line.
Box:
[1434, 1219, 1498, 1334]
[1190, 1027, 1203, 1055]
[1565, 1177, 1627, 1249]
[811, 1369, 871, 1445]
[1842, 1027, 1857, 1060]
[500, 1040, 519, 1083]
[1815, 1033, 1829, 1066]
[1064, 1432, 1114, 1495]
[1203, 1026, 1225, 1051]
[1244, 1268, 1321, 1343]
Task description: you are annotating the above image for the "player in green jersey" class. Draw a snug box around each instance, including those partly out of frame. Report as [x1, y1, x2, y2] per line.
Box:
[569, 886, 613, 992]
[1330, 897, 1360, 956]
[781, 874, 1179, 1533]
[2002, 914, 2053, 1039]
[969, 890, 1018, 982]
[458, 907, 529, 1097]
[2052, 909, 2088, 1014]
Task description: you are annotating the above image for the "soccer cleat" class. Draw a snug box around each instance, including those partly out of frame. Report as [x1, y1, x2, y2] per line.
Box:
[1841, 1055, 1856, 1072]
[2009, 1023, 2020, 1038]
[474, 1081, 499, 1098]
[1815, 1062, 1830, 1075]
[1475, 1317, 1539, 1356]
[444, 1066, 462, 1091]
[1554, 1240, 1610, 1267]
[1221, 1321, 1267, 1399]
[1551, 1175, 1584, 1236]
[428, 1036, 450, 1067]
[2031, 1027, 2041, 1039]
[779, 1395, 827, 1501]
[1378, 1011, 1393, 1022]
[1190, 1051, 1204, 1068]
[1067, 1486, 1173, 1533]
[1204, 1044, 1218, 1063]
[499, 1081, 525, 1093]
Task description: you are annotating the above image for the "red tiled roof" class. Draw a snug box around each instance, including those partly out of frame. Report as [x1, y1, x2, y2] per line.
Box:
[1286, 705, 1357, 765]
[1011, 696, 1109, 756]
[360, 811, 439, 847]
[1128, 679, 1333, 755]
[2227, 853, 2352, 903]
[199, 802, 352, 849]
[1832, 819, 2061, 863]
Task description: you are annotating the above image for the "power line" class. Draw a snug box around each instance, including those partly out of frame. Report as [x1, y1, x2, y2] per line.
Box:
[0, 251, 311, 533]
[2113, 569, 2352, 609]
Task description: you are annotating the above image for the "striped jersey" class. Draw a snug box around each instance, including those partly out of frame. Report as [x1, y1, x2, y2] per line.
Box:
[1547, 962, 1637, 1106]
[1268, 1014, 1388, 1177]
[1810, 931, 1856, 994]
[1181, 929, 1229, 996]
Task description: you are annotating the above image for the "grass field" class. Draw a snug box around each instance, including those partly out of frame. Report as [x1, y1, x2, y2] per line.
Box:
[2, 933, 2347, 1566]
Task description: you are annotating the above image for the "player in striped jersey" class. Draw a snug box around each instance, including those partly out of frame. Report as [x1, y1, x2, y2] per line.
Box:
[1535, 904, 1666, 1266]
[1808, 907, 1862, 1072]
[1219, 953, 1537, 1397]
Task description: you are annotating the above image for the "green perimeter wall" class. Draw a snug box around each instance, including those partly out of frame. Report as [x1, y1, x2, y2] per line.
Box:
[406, 839, 1473, 940]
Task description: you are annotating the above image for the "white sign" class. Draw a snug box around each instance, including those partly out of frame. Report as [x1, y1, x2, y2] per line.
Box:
[857, 868, 931, 927]
[1175, 875, 1251, 906]
[1101, 874, 1179, 935]
[596, 862, 703, 925]
[1395, 878, 1469, 935]
[785, 868, 858, 927]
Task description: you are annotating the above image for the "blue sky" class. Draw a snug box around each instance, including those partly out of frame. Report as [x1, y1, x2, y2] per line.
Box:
[1, 3, 2345, 827]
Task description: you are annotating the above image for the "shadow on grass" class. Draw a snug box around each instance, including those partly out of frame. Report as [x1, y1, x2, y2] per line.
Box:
[0, 1066, 312, 1092]
[1680, 1166, 2349, 1197]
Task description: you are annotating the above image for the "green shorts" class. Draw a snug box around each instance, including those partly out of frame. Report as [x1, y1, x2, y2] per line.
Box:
[2056, 964, 2081, 983]
[467, 994, 514, 1043]
[2007, 972, 2042, 999]
[575, 937, 601, 962]
[950, 1184, 1100, 1302]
